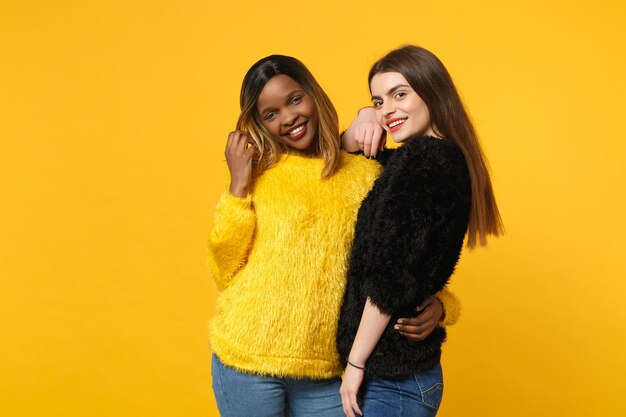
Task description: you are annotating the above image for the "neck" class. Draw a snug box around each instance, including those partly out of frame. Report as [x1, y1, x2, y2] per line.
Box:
[287, 137, 320, 157]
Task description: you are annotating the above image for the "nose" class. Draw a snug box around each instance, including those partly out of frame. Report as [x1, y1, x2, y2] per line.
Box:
[381, 100, 395, 118]
[281, 109, 298, 127]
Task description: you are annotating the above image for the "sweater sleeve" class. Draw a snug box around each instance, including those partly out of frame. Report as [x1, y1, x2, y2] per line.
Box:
[207, 190, 256, 291]
[435, 287, 461, 327]
[359, 140, 470, 316]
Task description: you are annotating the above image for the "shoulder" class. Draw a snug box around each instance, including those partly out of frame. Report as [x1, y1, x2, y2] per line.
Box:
[347, 148, 397, 167]
[401, 136, 465, 164]
[386, 136, 468, 179]
[337, 150, 383, 177]
[373, 136, 470, 206]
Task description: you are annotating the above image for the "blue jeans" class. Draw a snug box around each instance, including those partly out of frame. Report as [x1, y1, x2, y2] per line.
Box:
[211, 354, 344, 417]
[359, 363, 444, 417]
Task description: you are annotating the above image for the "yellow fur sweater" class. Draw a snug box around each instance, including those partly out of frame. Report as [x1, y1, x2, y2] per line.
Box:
[207, 151, 460, 379]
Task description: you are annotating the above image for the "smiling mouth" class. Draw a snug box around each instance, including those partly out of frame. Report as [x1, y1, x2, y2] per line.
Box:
[387, 118, 407, 132]
[284, 122, 307, 140]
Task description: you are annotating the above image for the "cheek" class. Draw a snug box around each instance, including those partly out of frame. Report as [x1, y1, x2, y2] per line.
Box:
[418, 103, 430, 124]
[263, 120, 278, 135]
[422, 109, 432, 127]
[410, 106, 429, 127]
[376, 111, 386, 129]
[307, 102, 318, 122]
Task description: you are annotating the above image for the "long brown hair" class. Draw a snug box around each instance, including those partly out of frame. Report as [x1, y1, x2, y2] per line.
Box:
[369, 45, 504, 247]
[237, 55, 341, 178]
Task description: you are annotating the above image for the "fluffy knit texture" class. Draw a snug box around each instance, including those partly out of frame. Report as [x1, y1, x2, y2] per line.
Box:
[208, 151, 382, 379]
[337, 135, 472, 378]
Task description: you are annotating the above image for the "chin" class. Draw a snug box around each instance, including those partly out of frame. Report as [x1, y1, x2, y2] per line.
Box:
[390, 133, 408, 143]
[296, 137, 315, 150]
[285, 138, 316, 153]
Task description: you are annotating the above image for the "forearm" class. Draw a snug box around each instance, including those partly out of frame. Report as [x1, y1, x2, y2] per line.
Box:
[228, 180, 249, 198]
[341, 122, 361, 152]
[348, 298, 392, 366]
[207, 190, 256, 290]
[435, 287, 461, 326]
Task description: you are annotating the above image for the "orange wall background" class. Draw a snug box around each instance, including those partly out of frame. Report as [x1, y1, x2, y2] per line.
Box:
[1, 1, 625, 416]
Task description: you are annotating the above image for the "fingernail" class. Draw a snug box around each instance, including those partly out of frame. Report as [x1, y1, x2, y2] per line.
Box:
[394, 325, 399, 330]
[398, 319, 403, 324]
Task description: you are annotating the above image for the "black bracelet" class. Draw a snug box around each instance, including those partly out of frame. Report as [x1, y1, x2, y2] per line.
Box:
[347, 360, 365, 371]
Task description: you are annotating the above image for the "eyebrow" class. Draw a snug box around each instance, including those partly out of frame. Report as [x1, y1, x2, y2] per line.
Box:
[259, 89, 304, 115]
[371, 84, 411, 101]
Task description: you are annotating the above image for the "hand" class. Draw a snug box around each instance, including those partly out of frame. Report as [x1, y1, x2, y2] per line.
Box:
[225, 130, 256, 197]
[344, 108, 386, 157]
[395, 295, 444, 341]
[340, 364, 364, 417]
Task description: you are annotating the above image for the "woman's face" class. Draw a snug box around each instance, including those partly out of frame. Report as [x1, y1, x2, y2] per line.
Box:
[257, 74, 319, 153]
[370, 71, 436, 142]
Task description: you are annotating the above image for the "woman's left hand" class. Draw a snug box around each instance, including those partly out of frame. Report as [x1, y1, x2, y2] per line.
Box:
[395, 295, 443, 341]
[340, 365, 364, 417]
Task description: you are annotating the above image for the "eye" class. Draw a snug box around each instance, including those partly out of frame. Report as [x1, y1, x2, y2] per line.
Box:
[372, 99, 383, 108]
[394, 91, 407, 100]
[265, 111, 277, 121]
[290, 96, 302, 105]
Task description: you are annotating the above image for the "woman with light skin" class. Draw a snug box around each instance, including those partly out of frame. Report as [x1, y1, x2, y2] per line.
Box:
[208, 54, 459, 417]
[337, 45, 504, 417]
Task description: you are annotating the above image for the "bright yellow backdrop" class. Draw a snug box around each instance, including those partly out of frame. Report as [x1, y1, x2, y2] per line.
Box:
[2, 1, 625, 416]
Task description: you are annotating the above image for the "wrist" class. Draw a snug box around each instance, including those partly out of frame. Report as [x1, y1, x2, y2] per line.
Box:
[357, 105, 375, 115]
[347, 360, 366, 371]
[435, 296, 446, 325]
[228, 182, 249, 198]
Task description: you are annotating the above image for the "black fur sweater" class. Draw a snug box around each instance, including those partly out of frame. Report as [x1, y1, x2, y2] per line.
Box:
[337, 135, 471, 378]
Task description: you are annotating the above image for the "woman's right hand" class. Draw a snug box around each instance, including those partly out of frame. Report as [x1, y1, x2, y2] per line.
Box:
[225, 130, 255, 198]
[342, 107, 386, 157]
[395, 296, 443, 341]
